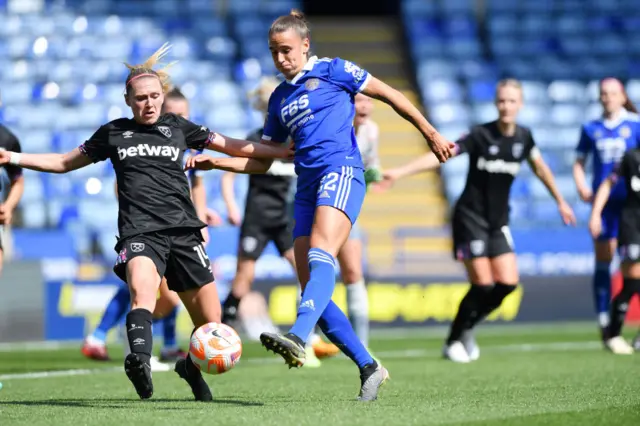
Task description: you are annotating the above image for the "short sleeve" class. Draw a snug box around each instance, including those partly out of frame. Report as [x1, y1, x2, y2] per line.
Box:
[4, 129, 22, 180]
[454, 130, 477, 156]
[329, 57, 371, 95]
[79, 125, 110, 163]
[173, 114, 214, 150]
[575, 125, 591, 160]
[527, 130, 541, 161]
[262, 94, 289, 143]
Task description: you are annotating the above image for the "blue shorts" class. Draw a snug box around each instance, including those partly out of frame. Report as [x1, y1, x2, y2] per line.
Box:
[293, 166, 366, 239]
[597, 199, 623, 241]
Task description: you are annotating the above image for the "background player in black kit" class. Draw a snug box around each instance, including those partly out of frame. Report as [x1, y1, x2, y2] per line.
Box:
[0, 123, 24, 276]
[220, 77, 297, 324]
[590, 148, 640, 355]
[0, 43, 292, 400]
[382, 79, 576, 363]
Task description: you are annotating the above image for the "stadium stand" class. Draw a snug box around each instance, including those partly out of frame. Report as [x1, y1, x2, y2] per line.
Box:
[401, 0, 640, 249]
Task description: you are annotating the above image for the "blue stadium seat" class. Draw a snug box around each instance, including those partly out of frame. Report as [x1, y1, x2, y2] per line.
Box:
[429, 103, 470, 126]
[21, 201, 48, 228]
[547, 80, 586, 104]
[422, 79, 464, 104]
[471, 103, 497, 123]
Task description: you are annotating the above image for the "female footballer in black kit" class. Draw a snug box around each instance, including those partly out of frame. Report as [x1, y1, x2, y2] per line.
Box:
[590, 147, 640, 354]
[382, 79, 576, 363]
[0, 44, 292, 400]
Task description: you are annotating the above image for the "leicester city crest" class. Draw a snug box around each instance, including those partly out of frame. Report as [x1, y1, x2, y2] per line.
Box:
[512, 142, 523, 159]
[305, 78, 320, 91]
[158, 126, 172, 138]
[620, 126, 631, 139]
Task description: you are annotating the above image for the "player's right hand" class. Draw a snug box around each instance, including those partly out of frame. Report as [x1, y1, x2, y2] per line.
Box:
[378, 169, 400, 192]
[427, 134, 456, 163]
[589, 215, 602, 239]
[578, 187, 593, 203]
[184, 154, 215, 171]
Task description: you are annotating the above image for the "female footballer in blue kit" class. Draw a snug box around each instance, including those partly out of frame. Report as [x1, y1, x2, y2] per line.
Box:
[186, 10, 454, 401]
[573, 78, 640, 344]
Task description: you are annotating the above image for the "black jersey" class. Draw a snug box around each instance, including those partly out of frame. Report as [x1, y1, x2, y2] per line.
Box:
[613, 149, 640, 232]
[454, 121, 539, 229]
[0, 124, 23, 191]
[79, 113, 210, 239]
[245, 128, 294, 223]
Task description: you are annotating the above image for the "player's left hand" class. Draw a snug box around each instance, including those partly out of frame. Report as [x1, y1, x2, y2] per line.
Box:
[427, 133, 456, 163]
[558, 201, 576, 226]
[0, 204, 13, 225]
[184, 154, 216, 171]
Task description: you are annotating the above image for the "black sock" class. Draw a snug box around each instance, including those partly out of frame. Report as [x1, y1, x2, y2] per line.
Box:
[183, 327, 203, 376]
[222, 293, 242, 323]
[468, 282, 517, 329]
[447, 284, 493, 344]
[126, 308, 153, 364]
[609, 278, 640, 337]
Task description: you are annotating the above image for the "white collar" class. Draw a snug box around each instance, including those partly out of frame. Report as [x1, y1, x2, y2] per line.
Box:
[286, 56, 318, 84]
[602, 109, 629, 129]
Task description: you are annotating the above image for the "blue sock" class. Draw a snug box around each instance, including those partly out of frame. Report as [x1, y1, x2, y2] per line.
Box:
[318, 301, 374, 369]
[163, 307, 178, 349]
[92, 285, 130, 342]
[593, 261, 612, 323]
[289, 248, 337, 341]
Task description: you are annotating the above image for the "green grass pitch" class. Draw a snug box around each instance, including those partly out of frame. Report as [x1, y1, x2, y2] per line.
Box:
[0, 322, 638, 426]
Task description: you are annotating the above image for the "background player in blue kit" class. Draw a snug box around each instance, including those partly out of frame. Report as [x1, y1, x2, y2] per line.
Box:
[188, 9, 454, 402]
[573, 78, 640, 343]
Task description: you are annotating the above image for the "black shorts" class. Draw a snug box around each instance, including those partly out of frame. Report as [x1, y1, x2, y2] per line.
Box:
[113, 228, 214, 293]
[452, 214, 514, 260]
[238, 218, 293, 260]
[618, 225, 640, 263]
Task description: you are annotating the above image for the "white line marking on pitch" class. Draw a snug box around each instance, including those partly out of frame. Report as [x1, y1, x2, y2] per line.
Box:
[0, 340, 602, 381]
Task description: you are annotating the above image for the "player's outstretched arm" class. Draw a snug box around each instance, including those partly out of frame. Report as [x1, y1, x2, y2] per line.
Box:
[185, 154, 273, 175]
[528, 152, 576, 226]
[379, 152, 441, 190]
[0, 148, 92, 174]
[589, 177, 614, 239]
[207, 133, 293, 159]
[361, 77, 455, 163]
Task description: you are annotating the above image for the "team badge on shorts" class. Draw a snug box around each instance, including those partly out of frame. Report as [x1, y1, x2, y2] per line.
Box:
[627, 244, 640, 260]
[242, 237, 257, 253]
[470, 240, 485, 256]
[157, 126, 172, 138]
[130, 242, 145, 253]
[489, 145, 499, 155]
[512, 143, 523, 159]
[305, 78, 320, 91]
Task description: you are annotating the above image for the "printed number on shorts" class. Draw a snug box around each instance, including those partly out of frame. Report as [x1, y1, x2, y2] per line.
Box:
[318, 172, 340, 193]
[192, 244, 209, 267]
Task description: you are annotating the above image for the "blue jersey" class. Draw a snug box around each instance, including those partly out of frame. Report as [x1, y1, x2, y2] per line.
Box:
[576, 111, 640, 201]
[263, 56, 370, 188]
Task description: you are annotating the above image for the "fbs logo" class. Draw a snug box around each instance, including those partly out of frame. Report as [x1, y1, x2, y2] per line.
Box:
[117, 144, 180, 161]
